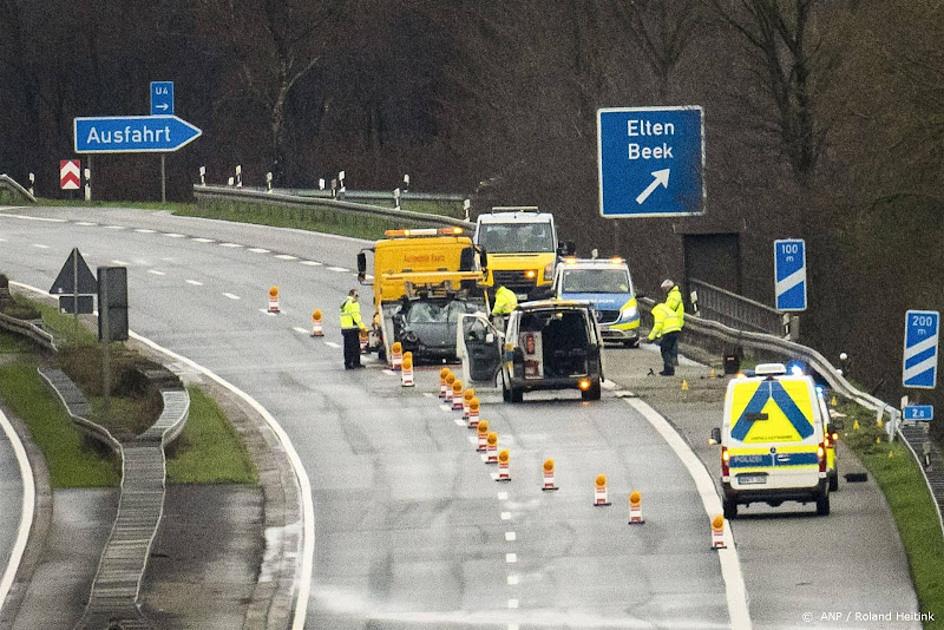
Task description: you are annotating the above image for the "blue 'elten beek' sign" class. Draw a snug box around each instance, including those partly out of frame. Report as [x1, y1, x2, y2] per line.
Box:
[597, 106, 705, 218]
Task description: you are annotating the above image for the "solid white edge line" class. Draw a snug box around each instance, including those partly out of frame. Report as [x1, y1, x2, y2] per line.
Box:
[625, 398, 751, 630]
[9, 281, 313, 629]
[0, 408, 35, 613]
[127, 330, 314, 630]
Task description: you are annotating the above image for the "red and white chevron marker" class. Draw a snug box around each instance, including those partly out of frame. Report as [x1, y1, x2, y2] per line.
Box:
[60, 160, 81, 190]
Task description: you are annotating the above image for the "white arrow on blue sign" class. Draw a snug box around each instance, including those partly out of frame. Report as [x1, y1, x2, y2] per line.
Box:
[902, 309, 939, 389]
[774, 239, 807, 312]
[902, 405, 934, 422]
[150, 81, 175, 115]
[74, 115, 202, 154]
[596, 106, 705, 218]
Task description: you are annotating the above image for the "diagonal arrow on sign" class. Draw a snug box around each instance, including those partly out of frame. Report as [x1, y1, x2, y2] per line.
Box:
[635, 169, 670, 205]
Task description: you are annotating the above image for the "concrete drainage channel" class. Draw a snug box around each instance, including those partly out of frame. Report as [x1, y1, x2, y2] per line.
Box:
[38, 367, 189, 630]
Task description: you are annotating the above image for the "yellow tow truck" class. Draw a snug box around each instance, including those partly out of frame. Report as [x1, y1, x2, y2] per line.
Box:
[356, 228, 488, 362]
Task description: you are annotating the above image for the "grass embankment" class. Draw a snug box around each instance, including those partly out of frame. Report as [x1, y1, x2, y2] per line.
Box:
[0, 288, 256, 487]
[838, 401, 944, 628]
[0, 337, 120, 487]
[166, 387, 256, 484]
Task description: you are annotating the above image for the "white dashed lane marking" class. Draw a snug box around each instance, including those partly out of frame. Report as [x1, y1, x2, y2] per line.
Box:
[164, 233, 186, 238]
[31, 244, 49, 249]
[223, 293, 241, 300]
[248, 248, 270, 253]
[111, 260, 130, 266]
[506, 575, 519, 585]
[185, 279, 203, 286]
[192, 237, 215, 243]
[76, 221, 97, 226]
[292, 327, 309, 335]
[327, 266, 349, 272]
[505, 553, 517, 564]
[497, 492, 509, 501]
[275, 254, 298, 260]
[505, 532, 517, 542]
[147, 269, 166, 276]
[134, 228, 156, 234]
[219, 242, 242, 248]
[105, 225, 126, 230]
[324, 341, 340, 349]
[507, 599, 519, 609]
[299, 260, 323, 266]
[500, 512, 511, 520]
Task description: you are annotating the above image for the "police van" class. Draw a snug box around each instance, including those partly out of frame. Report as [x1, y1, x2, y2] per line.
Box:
[710, 363, 830, 518]
[552, 257, 640, 347]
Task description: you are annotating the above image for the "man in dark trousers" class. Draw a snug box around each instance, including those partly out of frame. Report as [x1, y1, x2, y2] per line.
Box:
[340, 289, 368, 369]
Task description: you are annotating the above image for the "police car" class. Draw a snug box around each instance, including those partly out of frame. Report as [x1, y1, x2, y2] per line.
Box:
[552, 257, 640, 347]
[710, 363, 831, 518]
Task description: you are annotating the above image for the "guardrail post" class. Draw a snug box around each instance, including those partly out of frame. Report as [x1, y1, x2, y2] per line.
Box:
[84, 160, 92, 202]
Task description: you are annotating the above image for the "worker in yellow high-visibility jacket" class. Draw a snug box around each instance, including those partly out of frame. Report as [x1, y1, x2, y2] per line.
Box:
[491, 285, 518, 329]
[340, 289, 368, 369]
[647, 287, 683, 376]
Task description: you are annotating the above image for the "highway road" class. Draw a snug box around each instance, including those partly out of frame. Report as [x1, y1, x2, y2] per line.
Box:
[0, 206, 922, 629]
[0, 410, 25, 610]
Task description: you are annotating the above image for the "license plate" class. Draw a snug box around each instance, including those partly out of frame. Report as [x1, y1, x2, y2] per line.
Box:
[737, 474, 767, 485]
[516, 293, 528, 300]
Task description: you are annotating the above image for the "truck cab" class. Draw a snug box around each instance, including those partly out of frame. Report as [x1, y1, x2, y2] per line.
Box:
[553, 257, 640, 347]
[473, 207, 572, 301]
[457, 300, 604, 403]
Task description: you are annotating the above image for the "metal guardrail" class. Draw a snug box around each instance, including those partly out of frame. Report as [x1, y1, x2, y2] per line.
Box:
[0, 174, 37, 204]
[640, 297, 944, 538]
[193, 184, 474, 230]
[0, 311, 58, 353]
[289, 188, 466, 202]
[689, 278, 783, 336]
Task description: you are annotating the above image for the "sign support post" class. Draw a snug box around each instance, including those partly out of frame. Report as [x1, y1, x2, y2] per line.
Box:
[100, 276, 111, 421]
[72, 248, 79, 338]
[161, 154, 166, 203]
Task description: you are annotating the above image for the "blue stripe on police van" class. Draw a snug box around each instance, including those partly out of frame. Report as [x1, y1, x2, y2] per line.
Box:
[730, 452, 818, 467]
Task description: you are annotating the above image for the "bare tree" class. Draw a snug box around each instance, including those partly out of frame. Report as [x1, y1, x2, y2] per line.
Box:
[197, 0, 343, 183]
[612, 0, 701, 100]
[704, 0, 829, 184]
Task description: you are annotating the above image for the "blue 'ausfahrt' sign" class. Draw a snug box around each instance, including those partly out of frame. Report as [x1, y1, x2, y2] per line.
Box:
[597, 106, 705, 218]
[774, 239, 807, 312]
[74, 115, 202, 154]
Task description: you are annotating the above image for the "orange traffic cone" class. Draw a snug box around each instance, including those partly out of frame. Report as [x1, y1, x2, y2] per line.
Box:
[451, 380, 464, 411]
[594, 474, 611, 506]
[310, 309, 324, 336]
[628, 491, 644, 524]
[391, 342, 403, 371]
[467, 397, 480, 429]
[462, 388, 475, 419]
[444, 373, 457, 402]
[476, 420, 489, 452]
[711, 514, 726, 549]
[485, 432, 499, 464]
[542, 459, 559, 491]
[496, 450, 511, 481]
[401, 352, 415, 387]
[439, 368, 451, 398]
[267, 286, 281, 313]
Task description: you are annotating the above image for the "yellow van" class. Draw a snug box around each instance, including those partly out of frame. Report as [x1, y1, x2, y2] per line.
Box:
[711, 363, 830, 518]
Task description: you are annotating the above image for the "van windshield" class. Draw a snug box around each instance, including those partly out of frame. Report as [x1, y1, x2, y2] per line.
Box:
[477, 222, 555, 253]
[561, 269, 632, 294]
